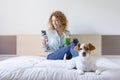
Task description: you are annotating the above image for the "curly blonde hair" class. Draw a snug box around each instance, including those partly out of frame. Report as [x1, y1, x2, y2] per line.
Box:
[49, 11, 68, 32]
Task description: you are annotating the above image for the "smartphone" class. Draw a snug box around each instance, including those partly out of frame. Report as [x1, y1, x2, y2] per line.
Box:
[41, 30, 46, 36]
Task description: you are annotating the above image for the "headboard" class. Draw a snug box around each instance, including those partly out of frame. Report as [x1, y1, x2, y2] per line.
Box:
[0, 34, 101, 56]
[0, 36, 16, 55]
[17, 35, 45, 56]
[17, 34, 101, 56]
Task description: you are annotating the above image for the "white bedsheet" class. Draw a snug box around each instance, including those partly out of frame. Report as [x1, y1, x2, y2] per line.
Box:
[0, 56, 120, 80]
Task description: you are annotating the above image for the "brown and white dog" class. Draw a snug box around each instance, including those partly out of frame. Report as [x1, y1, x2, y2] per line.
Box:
[73, 43, 102, 75]
[36, 42, 102, 75]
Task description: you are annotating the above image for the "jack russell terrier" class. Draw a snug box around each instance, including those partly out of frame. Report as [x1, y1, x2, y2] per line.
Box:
[72, 43, 102, 75]
[36, 43, 102, 75]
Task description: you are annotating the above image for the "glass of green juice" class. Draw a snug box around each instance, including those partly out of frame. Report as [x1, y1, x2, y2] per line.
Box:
[64, 37, 70, 45]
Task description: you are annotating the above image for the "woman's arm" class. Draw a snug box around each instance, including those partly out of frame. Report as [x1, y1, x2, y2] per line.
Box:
[41, 30, 50, 52]
[42, 30, 56, 52]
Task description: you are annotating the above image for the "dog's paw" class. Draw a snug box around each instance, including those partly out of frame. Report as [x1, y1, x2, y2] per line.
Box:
[77, 70, 84, 75]
[95, 70, 101, 75]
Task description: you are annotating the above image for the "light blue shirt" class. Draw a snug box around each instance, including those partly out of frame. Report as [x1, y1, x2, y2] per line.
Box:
[46, 29, 70, 55]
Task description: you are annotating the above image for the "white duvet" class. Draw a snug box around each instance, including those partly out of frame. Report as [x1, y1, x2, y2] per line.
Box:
[0, 56, 120, 80]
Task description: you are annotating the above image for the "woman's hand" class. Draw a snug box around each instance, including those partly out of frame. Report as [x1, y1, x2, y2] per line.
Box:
[70, 38, 73, 43]
[42, 35, 48, 48]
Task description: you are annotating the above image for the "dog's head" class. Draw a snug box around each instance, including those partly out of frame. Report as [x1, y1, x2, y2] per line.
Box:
[74, 43, 95, 58]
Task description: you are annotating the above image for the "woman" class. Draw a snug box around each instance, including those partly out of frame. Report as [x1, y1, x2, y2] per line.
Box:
[42, 11, 79, 60]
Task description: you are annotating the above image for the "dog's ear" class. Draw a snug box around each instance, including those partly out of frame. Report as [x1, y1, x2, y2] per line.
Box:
[74, 43, 80, 51]
[88, 43, 95, 51]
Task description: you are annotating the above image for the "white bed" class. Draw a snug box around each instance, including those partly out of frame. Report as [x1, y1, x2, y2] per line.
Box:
[0, 56, 120, 80]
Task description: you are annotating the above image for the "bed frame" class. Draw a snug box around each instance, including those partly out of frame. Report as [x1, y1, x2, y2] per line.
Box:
[0, 34, 120, 56]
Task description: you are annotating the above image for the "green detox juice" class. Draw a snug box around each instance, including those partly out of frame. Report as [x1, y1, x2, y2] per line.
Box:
[64, 37, 70, 45]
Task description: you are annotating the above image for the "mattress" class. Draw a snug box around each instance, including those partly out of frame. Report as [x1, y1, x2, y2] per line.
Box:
[0, 56, 120, 80]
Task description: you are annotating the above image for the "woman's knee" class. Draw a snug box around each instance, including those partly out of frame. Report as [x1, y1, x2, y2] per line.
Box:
[73, 38, 79, 45]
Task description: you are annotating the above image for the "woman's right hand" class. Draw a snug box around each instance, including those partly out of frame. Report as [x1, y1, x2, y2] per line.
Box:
[42, 35, 50, 52]
[42, 35, 48, 47]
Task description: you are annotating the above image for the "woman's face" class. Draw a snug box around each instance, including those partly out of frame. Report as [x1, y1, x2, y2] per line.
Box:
[51, 16, 60, 30]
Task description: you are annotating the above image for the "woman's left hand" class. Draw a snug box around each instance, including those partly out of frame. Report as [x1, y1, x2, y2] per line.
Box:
[70, 38, 73, 43]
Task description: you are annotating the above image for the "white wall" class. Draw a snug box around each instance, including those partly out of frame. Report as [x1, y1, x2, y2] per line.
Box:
[0, 0, 120, 35]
